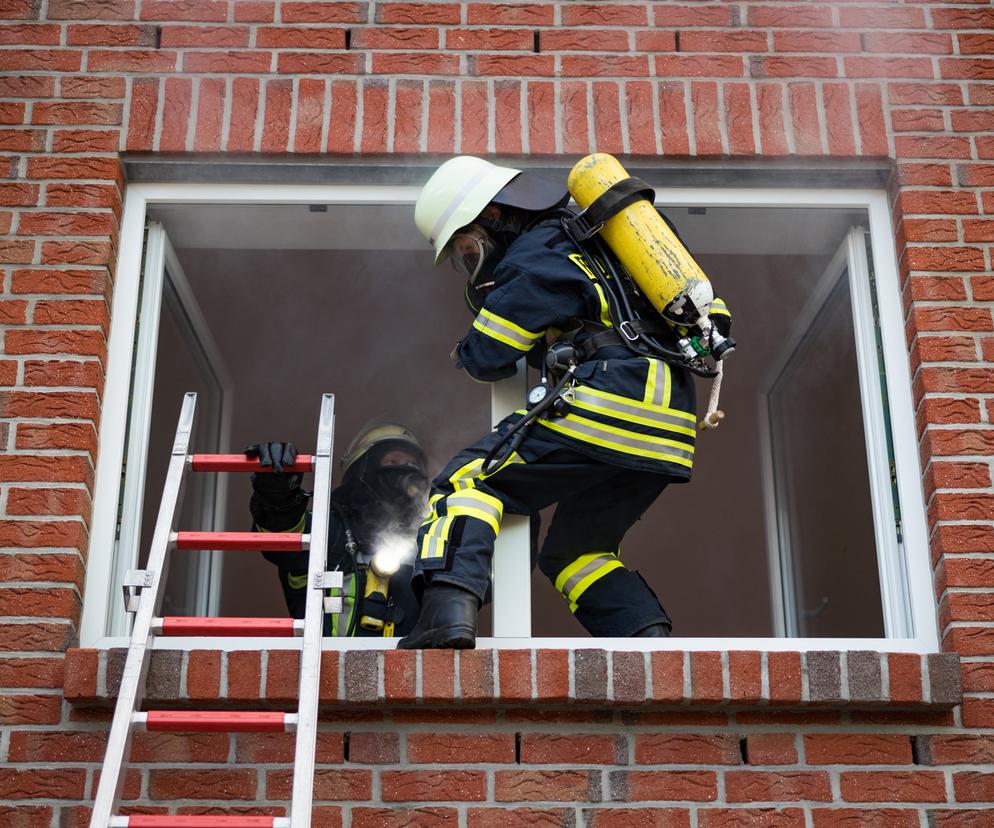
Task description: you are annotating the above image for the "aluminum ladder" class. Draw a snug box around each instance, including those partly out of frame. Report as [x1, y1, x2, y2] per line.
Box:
[90, 392, 340, 828]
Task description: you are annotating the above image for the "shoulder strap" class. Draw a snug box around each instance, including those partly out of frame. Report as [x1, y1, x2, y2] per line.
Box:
[565, 177, 655, 241]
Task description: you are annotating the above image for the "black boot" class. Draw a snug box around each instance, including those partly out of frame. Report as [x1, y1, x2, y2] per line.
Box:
[397, 583, 479, 649]
[632, 622, 671, 637]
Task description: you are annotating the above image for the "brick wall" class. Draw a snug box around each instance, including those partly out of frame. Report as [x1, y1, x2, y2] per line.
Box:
[1, 0, 993, 823]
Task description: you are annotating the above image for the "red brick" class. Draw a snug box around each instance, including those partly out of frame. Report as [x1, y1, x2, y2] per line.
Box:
[234, 2, 274, 22]
[657, 55, 744, 78]
[892, 108, 945, 133]
[748, 5, 832, 27]
[561, 3, 647, 26]
[0, 694, 63, 725]
[1, 49, 82, 72]
[524, 81, 556, 154]
[540, 28, 629, 53]
[185, 50, 271, 73]
[192, 77, 225, 153]
[774, 31, 861, 53]
[148, 769, 257, 801]
[422, 649, 455, 700]
[15, 423, 97, 459]
[636, 734, 740, 766]
[0, 769, 86, 799]
[494, 80, 522, 155]
[726, 771, 831, 803]
[282, 2, 363, 23]
[161, 24, 250, 47]
[654, 5, 733, 27]
[855, 84, 888, 157]
[767, 652, 802, 703]
[131, 732, 229, 764]
[467, 810, 571, 828]
[626, 81, 657, 157]
[382, 648, 415, 700]
[87, 49, 177, 73]
[257, 25, 346, 49]
[683, 31, 767, 53]
[0, 657, 64, 689]
[66, 23, 154, 46]
[409, 733, 514, 764]
[226, 650, 261, 699]
[260, 79, 291, 153]
[522, 734, 623, 765]
[7, 489, 90, 520]
[52, 129, 120, 153]
[754, 83, 787, 156]
[467, 4, 553, 26]
[360, 79, 389, 154]
[888, 653, 923, 703]
[228, 78, 260, 152]
[473, 54, 554, 77]
[840, 771, 946, 803]
[692, 82, 722, 157]
[592, 81, 623, 154]
[140, 0, 227, 21]
[348, 732, 400, 764]
[497, 648, 531, 701]
[965, 221, 994, 242]
[811, 810, 918, 828]
[383, 771, 486, 802]
[620, 771, 717, 802]
[126, 76, 158, 151]
[61, 76, 126, 99]
[377, 2, 460, 24]
[659, 82, 690, 157]
[496, 770, 598, 802]
[806, 734, 913, 765]
[745, 734, 797, 765]
[724, 83, 755, 156]
[789, 82, 822, 154]
[0, 23, 60, 45]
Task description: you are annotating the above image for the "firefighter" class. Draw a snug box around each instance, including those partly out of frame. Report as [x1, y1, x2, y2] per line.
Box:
[246, 422, 429, 638]
[399, 156, 732, 649]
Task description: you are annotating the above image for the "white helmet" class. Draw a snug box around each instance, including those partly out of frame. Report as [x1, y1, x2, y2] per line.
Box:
[415, 156, 568, 264]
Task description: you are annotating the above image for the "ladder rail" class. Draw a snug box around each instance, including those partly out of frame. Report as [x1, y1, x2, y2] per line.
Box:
[90, 392, 198, 828]
[289, 393, 335, 827]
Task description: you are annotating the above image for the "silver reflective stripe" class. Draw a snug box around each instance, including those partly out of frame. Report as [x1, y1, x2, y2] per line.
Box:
[421, 533, 445, 560]
[429, 166, 492, 245]
[474, 312, 539, 350]
[560, 554, 615, 598]
[649, 360, 667, 407]
[572, 388, 691, 431]
[547, 415, 694, 462]
[447, 493, 502, 524]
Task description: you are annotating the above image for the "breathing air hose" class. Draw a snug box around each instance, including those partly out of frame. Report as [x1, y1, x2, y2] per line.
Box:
[481, 343, 577, 475]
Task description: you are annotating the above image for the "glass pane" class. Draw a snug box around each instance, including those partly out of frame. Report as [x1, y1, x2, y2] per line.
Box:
[138, 277, 222, 617]
[769, 274, 884, 637]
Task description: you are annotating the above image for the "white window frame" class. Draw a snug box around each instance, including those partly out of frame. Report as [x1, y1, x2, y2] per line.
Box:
[80, 183, 938, 654]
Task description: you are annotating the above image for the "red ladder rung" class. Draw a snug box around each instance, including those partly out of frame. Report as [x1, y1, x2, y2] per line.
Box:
[191, 454, 313, 473]
[139, 711, 293, 733]
[174, 531, 304, 552]
[116, 817, 283, 827]
[157, 617, 300, 637]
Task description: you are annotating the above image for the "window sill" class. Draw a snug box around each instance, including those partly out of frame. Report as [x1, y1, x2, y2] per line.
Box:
[64, 647, 961, 710]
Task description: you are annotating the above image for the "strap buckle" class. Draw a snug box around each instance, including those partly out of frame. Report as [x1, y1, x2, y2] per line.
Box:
[618, 320, 640, 342]
[565, 211, 604, 242]
[122, 569, 153, 614]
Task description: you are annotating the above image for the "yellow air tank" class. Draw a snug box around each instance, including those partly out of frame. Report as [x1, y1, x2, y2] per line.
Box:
[567, 153, 714, 327]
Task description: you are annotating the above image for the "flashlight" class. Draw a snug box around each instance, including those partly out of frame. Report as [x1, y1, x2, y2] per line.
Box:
[360, 535, 411, 633]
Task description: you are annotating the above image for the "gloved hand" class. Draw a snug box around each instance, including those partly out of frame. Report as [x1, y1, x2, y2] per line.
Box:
[710, 312, 731, 339]
[244, 442, 308, 527]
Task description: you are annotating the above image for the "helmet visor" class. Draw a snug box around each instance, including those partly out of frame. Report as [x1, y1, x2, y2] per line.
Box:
[449, 225, 495, 285]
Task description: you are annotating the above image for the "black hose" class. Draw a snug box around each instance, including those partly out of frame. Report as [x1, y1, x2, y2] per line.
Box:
[481, 366, 576, 476]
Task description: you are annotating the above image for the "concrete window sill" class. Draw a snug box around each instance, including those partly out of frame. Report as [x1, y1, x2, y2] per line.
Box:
[64, 648, 962, 710]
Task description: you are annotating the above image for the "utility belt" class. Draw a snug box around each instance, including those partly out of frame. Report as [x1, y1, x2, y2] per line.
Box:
[571, 319, 674, 364]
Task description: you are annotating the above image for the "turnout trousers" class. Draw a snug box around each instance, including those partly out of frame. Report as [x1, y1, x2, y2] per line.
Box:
[414, 418, 673, 637]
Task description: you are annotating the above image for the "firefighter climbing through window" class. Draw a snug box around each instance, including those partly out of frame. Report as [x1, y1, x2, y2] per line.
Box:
[398, 154, 734, 649]
[246, 422, 429, 637]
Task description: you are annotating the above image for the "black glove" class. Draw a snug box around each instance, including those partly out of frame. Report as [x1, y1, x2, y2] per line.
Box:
[710, 312, 731, 339]
[245, 442, 308, 528]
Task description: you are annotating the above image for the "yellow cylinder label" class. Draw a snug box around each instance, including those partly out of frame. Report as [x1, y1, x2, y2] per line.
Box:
[567, 153, 710, 317]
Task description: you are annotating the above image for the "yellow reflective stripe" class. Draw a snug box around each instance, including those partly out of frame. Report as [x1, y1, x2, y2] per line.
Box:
[256, 513, 306, 534]
[287, 571, 307, 590]
[567, 560, 623, 610]
[554, 553, 624, 612]
[538, 414, 694, 468]
[450, 458, 484, 491]
[710, 296, 731, 318]
[473, 308, 542, 351]
[555, 552, 615, 594]
[570, 396, 696, 438]
[569, 253, 612, 328]
[582, 378, 695, 424]
[446, 490, 503, 534]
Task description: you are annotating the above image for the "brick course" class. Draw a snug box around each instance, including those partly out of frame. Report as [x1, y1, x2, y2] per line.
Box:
[1, 0, 994, 821]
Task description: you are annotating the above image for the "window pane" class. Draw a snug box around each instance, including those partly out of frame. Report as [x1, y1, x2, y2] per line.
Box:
[769, 274, 884, 637]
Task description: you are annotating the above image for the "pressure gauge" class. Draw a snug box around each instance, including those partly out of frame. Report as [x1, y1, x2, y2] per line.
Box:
[527, 384, 549, 407]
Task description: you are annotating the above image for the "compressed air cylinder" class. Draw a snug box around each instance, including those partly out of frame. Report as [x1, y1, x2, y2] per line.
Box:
[567, 153, 713, 324]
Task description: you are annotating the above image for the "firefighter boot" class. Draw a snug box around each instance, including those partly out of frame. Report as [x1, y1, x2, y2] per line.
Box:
[633, 622, 672, 637]
[397, 583, 479, 649]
